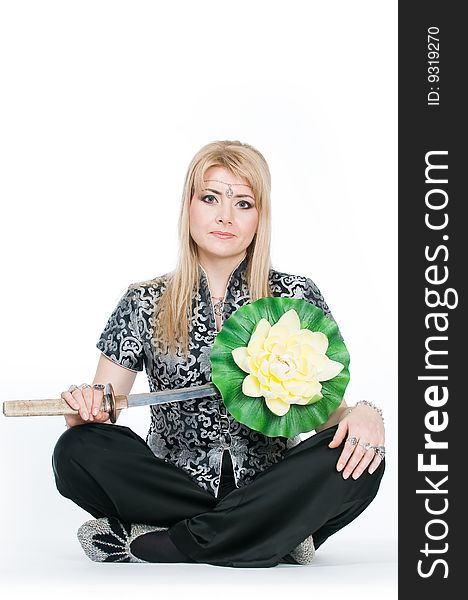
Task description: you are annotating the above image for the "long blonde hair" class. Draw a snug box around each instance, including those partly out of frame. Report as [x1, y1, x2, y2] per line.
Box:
[144, 140, 275, 359]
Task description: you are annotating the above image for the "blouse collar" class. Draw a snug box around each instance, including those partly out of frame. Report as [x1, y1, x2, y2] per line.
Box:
[197, 253, 248, 286]
[197, 253, 249, 318]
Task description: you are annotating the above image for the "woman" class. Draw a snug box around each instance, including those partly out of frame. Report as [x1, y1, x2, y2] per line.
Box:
[52, 140, 385, 568]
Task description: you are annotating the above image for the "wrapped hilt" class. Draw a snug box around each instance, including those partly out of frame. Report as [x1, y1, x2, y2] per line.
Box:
[2, 383, 127, 423]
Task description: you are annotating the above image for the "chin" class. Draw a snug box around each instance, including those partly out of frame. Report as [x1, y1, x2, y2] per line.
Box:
[204, 246, 242, 259]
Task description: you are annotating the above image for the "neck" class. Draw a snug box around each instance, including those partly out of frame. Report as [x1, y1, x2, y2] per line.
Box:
[198, 252, 247, 297]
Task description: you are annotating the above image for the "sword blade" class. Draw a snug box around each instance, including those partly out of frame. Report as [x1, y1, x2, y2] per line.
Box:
[127, 383, 220, 408]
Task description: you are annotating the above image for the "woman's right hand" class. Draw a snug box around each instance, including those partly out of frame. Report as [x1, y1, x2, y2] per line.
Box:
[61, 383, 110, 428]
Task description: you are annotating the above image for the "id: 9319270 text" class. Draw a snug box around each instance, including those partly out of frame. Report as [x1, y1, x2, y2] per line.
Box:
[427, 26, 440, 106]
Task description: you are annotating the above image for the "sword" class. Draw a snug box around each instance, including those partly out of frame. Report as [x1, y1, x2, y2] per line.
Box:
[2, 382, 220, 423]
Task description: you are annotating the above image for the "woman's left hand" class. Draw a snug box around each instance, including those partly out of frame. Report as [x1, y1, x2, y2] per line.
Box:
[328, 404, 385, 479]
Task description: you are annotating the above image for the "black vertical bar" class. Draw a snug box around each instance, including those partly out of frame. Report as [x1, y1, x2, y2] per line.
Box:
[399, 2, 464, 596]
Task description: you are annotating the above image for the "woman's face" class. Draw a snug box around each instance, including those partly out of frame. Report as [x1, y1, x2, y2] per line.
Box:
[189, 165, 259, 263]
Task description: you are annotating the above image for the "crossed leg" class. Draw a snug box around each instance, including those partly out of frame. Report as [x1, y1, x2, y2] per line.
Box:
[52, 422, 385, 568]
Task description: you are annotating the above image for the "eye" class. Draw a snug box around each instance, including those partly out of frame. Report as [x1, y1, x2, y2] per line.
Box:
[201, 194, 217, 204]
[201, 195, 254, 209]
[238, 200, 254, 209]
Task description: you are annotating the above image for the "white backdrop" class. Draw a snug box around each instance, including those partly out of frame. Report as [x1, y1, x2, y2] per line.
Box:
[0, 1, 397, 597]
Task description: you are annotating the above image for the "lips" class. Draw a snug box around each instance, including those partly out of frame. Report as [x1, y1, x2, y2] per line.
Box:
[211, 232, 235, 239]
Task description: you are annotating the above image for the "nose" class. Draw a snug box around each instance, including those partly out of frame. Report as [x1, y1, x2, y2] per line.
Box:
[216, 202, 233, 224]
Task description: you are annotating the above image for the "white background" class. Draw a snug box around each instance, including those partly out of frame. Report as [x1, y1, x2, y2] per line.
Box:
[0, 1, 397, 597]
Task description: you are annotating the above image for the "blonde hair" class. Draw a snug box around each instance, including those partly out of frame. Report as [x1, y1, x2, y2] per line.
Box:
[146, 140, 275, 359]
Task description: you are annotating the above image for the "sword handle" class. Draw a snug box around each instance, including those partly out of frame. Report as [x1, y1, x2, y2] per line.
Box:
[2, 383, 128, 423]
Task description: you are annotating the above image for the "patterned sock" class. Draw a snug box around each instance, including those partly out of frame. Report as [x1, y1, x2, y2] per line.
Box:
[130, 530, 195, 563]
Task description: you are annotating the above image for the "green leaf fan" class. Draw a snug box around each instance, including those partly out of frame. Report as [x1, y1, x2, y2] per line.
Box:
[210, 297, 350, 438]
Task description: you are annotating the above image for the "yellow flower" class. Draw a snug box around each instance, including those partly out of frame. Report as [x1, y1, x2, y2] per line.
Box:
[231, 308, 344, 416]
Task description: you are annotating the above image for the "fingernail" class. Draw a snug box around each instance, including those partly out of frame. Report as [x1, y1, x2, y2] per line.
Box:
[337, 462, 344, 471]
[93, 408, 98, 416]
[343, 472, 349, 479]
[369, 467, 375, 474]
[83, 412, 88, 420]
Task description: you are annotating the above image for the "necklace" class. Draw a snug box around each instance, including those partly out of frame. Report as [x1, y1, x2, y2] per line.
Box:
[211, 295, 224, 316]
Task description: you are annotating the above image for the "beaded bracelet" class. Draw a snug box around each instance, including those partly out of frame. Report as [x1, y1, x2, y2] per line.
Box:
[355, 400, 384, 423]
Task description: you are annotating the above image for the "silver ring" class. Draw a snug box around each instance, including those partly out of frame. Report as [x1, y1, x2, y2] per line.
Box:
[360, 442, 375, 452]
[375, 446, 386, 459]
[93, 384, 105, 391]
[79, 383, 91, 390]
[68, 384, 78, 392]
[347, 436, 358, 446]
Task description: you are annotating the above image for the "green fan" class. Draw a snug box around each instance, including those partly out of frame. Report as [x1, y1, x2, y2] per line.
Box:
[210, 297, 350, 438]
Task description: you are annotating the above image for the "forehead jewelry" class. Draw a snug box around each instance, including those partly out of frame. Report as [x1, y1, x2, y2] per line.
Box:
[204, 179, 253, 200]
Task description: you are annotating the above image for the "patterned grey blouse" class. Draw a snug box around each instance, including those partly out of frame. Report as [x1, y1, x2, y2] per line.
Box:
[96, 254, 338, 498]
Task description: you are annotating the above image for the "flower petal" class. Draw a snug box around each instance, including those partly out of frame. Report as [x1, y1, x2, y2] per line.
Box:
[303, 379, 323, 398]
[316, 357, 344, 381]
[305, 390, 323, 405]
[302, 348, 329, 377]
[270, 343, 287, 358]
[258, 369, 270, 385]
[265, 397, 291, 416]
[265, 310, 301, 349]
[264, 327, 291, 352]
[275, 309, 301, 333]
[284, 377, 321, 399]
[260, 358, 271, 376]
[299, 330, 329, 354]
[248, 319, 271, 354]
[251, 318, 271, 341]
[260, 384, 274, 398]
[254, 349, 270, 365]
[269, 377, 287, 396]
[232, 346, 250, 373]
[269, 359, 290, 380]
[242, 374, 262, 397]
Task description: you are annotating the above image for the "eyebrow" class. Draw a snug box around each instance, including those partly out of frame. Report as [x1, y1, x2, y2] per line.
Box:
[203, 188, 255, 201]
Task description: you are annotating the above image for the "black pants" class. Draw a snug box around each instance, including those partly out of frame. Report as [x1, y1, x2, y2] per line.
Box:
[51, 422, 385, 568]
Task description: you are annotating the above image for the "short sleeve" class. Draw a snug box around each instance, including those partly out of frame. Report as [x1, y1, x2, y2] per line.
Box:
[96, 286, 144, 372]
